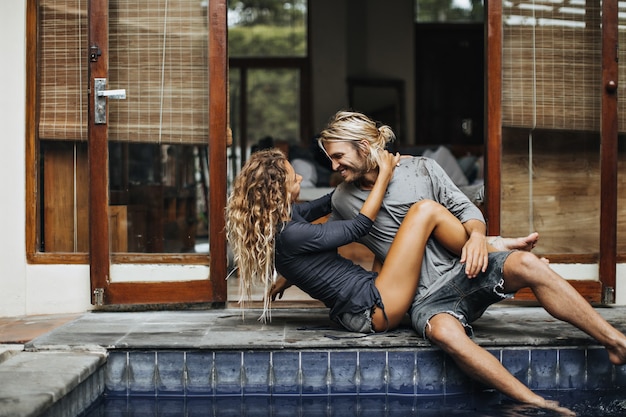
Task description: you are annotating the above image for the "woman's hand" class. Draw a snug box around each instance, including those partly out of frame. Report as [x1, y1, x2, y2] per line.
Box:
[270, 276, 293, 301]
[377, 151, 402, 181]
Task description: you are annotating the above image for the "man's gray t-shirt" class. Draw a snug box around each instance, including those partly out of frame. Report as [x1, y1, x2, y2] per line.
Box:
[330, 156, 485, 299]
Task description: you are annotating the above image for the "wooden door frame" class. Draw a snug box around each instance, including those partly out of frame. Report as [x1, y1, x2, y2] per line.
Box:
[485, 0, 618, 304]
[599, 0, 619, 303]
[88, 0, 228, 306]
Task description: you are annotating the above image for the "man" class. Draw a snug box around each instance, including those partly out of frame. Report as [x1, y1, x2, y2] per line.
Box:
[318, 110, 626, 412]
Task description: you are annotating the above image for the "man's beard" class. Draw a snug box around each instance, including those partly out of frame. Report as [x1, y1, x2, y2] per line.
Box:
[343, 164, 369, 184]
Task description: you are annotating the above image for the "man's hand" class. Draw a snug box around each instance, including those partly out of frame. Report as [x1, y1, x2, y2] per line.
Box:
[460, 231, 489, 278]
[270, 276, 293, 301]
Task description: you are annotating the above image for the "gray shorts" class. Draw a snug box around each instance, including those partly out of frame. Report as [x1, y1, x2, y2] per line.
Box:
[336, 307, 375, 333]
[410, 251, 515, 339]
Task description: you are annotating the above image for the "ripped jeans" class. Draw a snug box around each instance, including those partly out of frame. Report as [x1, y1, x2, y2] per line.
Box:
[409, 251, 515, 339]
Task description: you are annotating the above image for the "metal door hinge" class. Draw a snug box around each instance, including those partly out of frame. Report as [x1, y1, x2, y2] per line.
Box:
[93, 288, 105, 306]
[89, 44, 102, 62]
[603, 286, 615, 304]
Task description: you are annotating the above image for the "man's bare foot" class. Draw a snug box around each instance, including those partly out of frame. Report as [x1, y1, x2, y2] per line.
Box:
[607, 338, 626, 366]
[489, 232, 539, 252]
[522, 395, 576, 416]
[540, 399, 576, 416]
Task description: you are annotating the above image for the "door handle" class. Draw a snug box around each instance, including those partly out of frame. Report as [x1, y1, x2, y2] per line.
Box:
[94, 78, 126, 124]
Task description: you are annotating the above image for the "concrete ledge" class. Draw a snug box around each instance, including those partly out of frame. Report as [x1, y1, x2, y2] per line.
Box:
[0, 344, 24, 364]
[0, 351, 106, 417]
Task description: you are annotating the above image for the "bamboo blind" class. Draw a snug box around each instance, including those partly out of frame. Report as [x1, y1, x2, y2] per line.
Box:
[39, 0, 88, 141]
[502, 1, 602, 132]
[618, 4, 626, 130]
[38, 0, 209, 144]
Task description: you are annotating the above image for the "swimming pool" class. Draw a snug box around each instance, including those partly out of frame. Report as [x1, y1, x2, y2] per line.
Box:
[80, 390, 626, 416]
[64, 347, 626, 416]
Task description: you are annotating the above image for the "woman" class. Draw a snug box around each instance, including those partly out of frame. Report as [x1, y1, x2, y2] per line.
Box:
[226, 146, 483, 332]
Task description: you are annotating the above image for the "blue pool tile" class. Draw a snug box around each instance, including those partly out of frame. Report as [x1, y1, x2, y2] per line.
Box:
[359, 396, 387, 417]
[271, 351, 301, 395]
[615, 363, 626, 388]
[330, 351, 358, 394]
[586, 348, 613, 390]
[386, 396, 419, 417]
[558, 348, 585, 389]
[128, 351, 157, 396]
[272, 396, 301, 417]
[156, 351, 185, 396]
[243, 351, 271, 395]
[301, 396, 328, 416]
[127, 397, 156, 414]
[242, 396, 272, 417]
[185, 351, 214, 396]
[358, 351, 387, 394]
[300, 351, 329, 395]
[214, 351, 243, 395]
[530, 349, 557, 390]
[388, 351, 416, 394]
[415, 350, 445, 395]
[105, 351, 128, 396]
[444, 355, 474, 395]
[502, 349, 530, 386]
[329, 396, 359, 417]
[186, 398, 213, 415]
[157, 398, 188, 416]
[214, 396, 243, 416]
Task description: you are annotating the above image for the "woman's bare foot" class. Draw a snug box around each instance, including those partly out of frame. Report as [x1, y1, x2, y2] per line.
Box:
[489, 232, 539, 252]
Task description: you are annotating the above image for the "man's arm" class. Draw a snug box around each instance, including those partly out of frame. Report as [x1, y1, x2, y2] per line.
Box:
[424, 158, 489, 277]
[461, 218, 489, 278]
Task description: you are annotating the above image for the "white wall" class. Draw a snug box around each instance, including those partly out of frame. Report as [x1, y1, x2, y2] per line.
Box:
[0, 0, 28, 316]
[0, 0, 93, 317]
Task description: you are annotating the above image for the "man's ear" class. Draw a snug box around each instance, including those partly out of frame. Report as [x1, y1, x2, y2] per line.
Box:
[357, 139, 370, 154]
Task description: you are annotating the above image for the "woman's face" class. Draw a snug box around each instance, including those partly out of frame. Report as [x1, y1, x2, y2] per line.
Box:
[285, 161, 303, 202]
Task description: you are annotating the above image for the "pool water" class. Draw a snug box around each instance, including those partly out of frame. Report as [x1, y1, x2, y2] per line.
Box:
[80, 390, 626, 416]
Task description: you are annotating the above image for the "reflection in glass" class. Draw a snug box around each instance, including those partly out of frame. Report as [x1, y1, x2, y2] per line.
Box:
[228, 0, 307, 57]
[108, 0, 210, 254]
[416, 0, 484, 23]
[109, 143, 208, 254]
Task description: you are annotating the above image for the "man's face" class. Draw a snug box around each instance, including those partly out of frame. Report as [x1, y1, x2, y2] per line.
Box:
[323, 141, 369, 183]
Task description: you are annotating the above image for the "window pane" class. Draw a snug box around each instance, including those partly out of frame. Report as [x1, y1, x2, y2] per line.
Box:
[228, 0, 307, 57]
[109, 143, 207, 253]
[246, 68, 300, 145]
[416, 0, 484, 23]
[501, 1, 601, 255]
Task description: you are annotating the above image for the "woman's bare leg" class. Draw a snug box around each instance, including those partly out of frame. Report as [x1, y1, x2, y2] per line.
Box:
[371, 200, 470, 330]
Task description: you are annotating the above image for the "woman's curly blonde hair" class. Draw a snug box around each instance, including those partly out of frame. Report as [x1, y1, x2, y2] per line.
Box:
[318, 110, 395, 171]
[226, 148, 292, 322]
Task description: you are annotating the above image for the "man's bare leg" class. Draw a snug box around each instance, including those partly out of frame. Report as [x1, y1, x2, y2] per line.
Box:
[502, 251, 626, 365]
[426, 314, 574, 415]
[489, 232, 539, 252]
